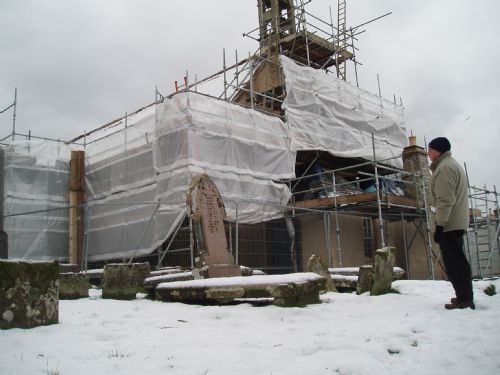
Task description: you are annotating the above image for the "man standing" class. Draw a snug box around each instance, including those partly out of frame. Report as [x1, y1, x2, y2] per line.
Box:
[428, 137, 474, 310]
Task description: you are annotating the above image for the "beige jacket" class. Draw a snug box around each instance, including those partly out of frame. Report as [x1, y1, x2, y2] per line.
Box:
[429, 151, 469, 231]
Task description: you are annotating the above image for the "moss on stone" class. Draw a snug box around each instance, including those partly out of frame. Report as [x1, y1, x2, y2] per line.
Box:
[0, 260, 59, 329]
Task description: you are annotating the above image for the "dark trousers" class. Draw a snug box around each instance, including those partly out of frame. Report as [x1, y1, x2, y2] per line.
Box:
[439, 230, 474, 302]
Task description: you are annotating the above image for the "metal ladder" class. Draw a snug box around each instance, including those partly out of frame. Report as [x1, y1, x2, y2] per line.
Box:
[336, 0, 347, 80]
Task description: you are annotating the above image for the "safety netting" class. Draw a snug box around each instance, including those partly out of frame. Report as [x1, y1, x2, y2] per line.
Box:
[83, 93, 294, 261]
[280, 55, 406, 166]
[3, 141, 72, 260]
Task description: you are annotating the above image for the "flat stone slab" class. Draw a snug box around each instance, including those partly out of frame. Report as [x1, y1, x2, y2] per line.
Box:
[144, 266, 262, 297]
[1, 260, 59, 329]
[149, 267, 185, 277]
[144, 272, 194, 298]
[155, 272, 326, 307]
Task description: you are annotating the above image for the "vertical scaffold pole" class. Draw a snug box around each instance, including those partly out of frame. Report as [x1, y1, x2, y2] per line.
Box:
[249, 54, 255, 109]
[324, 212, 332, 267]
[371, 133, 385, 248]
[332, 170, 343, 267]
[12, 87, 17, 141]
[235, 202, 239, 264]
[223, 48, 228, 101]
[189, 216, 194, 269]
[465, 163, 481, 277]
[494, 185, 500, 258]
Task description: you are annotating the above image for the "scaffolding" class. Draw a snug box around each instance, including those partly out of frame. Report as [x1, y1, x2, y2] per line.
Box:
[465, 182, 500, 277]
[2, 0, 496, 282]
[285, 135, 439, 280]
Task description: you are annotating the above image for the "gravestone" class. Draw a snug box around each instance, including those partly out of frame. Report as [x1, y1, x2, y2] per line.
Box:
[59, 273, 90, 299]
[356, 265, 374, 295]
[0, 260, 59, 329]
[187, 174, 241, 278]
[102, 262, 150, 300]
[371, 247, 396, 296]
[307, 254, 337, 292]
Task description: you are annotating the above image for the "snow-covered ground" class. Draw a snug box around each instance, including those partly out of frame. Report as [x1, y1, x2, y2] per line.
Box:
[1, 278, 499, 375]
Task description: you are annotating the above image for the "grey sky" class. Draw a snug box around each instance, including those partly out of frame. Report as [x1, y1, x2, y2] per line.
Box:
[1, 0, 499, 188]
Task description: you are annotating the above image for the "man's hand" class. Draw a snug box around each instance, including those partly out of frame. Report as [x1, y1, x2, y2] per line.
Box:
[434, 225, 444, 243]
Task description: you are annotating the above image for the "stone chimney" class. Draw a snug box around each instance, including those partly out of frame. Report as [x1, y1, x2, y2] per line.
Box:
[402, 135, 430, 205]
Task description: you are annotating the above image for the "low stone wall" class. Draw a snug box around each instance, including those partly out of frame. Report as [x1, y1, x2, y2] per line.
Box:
[0, 260, 59, 329]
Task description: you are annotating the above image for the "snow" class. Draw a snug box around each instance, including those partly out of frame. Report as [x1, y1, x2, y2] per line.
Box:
[1, 278, 500, 375]
[157, 272, 324, 290]
[145, 271, 193, 283]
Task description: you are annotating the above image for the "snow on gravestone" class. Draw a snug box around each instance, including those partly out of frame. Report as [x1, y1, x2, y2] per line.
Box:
[187, 174, 241, 278]
[0, 260, 59, 329]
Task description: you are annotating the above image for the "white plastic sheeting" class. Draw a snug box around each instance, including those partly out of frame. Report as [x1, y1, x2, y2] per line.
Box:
[280, 55, 407, 166]
[3, 140, 71, 261]
[154, 93, 294, 222]
[4, 56, 409, 262]
[83, 92, 293, 261]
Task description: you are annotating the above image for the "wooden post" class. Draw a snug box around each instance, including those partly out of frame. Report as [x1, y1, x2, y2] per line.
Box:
[69, 150, 85, 267]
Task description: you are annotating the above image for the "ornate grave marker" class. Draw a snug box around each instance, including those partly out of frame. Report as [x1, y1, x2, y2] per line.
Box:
[187, 174, 241, 278]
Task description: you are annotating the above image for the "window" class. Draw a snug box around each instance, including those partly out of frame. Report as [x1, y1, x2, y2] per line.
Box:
[362, 217, 373, 257]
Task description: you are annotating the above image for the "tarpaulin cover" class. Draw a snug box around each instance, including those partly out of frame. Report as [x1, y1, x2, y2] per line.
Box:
[280, 55, 406, 166]
[3, 141, 71, 261]
[4, 56, 408, 261]
[83, 92, 294, 261]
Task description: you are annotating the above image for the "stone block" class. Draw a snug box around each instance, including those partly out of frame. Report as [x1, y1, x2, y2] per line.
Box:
[356, 265, 374, 295]
[59, 273, 90, 299]
[371, 247, 396, 296]
[0, 260, 59, 329]
[102, 263, 150, 300]
[307, 254, 337, 292]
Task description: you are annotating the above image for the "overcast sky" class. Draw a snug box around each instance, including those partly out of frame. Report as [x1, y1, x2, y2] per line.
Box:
[1, 0, 499, 189]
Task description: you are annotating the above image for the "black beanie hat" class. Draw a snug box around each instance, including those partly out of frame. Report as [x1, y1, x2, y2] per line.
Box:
[428, 137, 451, 153]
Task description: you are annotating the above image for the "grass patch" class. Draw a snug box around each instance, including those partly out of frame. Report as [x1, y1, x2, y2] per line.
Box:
[108, 347, 132, 359]
[484, 284, 496, 296]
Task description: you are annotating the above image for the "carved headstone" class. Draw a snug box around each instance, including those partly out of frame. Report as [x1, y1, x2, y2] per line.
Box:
[0, 260, 59, 329]
[307, 254, 337, 292]
[371, 247, 396, 296]
[187, 174, 241, 278]
[356, 265, 374, 295]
